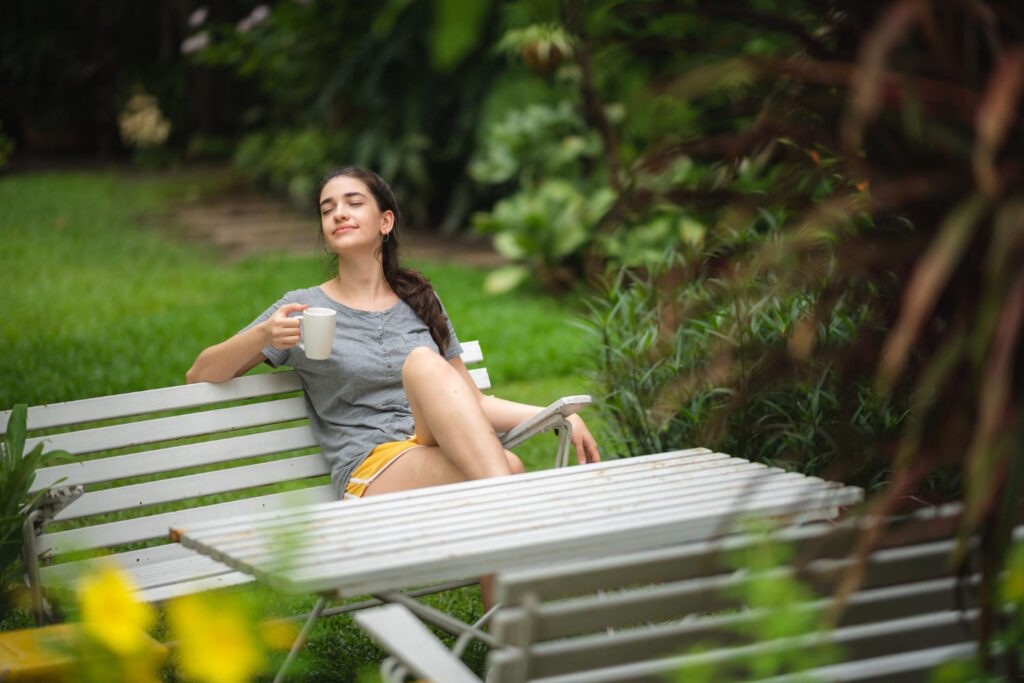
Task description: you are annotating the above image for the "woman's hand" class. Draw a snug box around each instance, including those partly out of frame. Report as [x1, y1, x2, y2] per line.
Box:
[266, 303, 308, 349]
[567, 414, 601, 464]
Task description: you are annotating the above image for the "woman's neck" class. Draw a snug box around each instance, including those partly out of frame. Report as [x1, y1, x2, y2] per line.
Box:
[322, 253, 398, 310]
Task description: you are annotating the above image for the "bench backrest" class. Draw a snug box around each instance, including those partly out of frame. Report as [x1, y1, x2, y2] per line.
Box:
[0, 342, 489, 569]
[488, 504, 1008, 682]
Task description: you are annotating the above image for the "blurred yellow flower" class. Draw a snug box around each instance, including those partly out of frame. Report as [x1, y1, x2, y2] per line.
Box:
[168, 594, 266, 683]
[78, 563, 155, 656]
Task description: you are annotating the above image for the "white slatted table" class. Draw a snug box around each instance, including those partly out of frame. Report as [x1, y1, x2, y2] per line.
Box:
[171, 448, 862, 681]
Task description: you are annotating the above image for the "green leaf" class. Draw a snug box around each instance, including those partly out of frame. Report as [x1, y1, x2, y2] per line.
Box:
[484, 265, 530, 295]
[4, 404, 27, 468]
[431, 0, 490, 71]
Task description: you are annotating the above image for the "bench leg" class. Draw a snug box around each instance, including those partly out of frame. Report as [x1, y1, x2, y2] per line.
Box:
[273, 594, 327, 683]
[22, 510, 47, 626]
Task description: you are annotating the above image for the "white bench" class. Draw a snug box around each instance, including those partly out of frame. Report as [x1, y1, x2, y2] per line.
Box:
[356, 504, 1010, 682]
[0, 340, 590, 623]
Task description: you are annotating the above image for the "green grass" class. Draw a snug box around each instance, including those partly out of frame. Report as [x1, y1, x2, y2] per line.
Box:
[0, 169, 606, 680]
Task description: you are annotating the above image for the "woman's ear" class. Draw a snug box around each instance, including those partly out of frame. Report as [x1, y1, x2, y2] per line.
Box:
[380, 209, 395, 235]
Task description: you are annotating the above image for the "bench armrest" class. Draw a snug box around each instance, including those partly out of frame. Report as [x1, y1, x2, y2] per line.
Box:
[355, 604, 481, 683]
[499, 395, 592, 450]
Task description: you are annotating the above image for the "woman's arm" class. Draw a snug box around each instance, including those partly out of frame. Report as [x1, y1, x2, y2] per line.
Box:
[448, 357, 602, 464]
[186, 302, 308, 383]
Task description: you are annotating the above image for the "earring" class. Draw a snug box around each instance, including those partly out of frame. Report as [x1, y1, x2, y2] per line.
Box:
[382, 232, 391, 243]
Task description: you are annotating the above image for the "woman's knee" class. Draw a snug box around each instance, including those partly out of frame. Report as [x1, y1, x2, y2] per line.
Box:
[402, 346, 447, 383]
[504, 450, 525, 475]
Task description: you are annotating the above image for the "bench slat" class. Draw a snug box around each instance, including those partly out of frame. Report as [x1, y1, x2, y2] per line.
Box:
[509, 577, 974, 679]
[494, 504, 966, 605]
[54, 453, 330, 521]
[469, 367, 490, 391]
[139, 571, 256, 604]
[26, 396, 309, 455]
[31, 425, 319, 492]
[2, 372, 303, 433]
[504, 610, 979, 682]
[39, 484, 337, 552]
[40, 542, 198, 585]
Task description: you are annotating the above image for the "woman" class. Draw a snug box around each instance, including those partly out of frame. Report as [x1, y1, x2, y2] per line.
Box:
[187, 166, 600, 504]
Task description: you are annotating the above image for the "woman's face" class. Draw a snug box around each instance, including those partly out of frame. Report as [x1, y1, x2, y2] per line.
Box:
[319, 175, 394, 255]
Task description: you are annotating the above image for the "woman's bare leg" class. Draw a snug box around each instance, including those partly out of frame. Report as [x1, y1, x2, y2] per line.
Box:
[402, 346, 511, 479]
[362, 446, 465, 496]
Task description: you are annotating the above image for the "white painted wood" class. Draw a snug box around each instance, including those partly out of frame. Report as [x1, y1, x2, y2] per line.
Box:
[495, 505, 968, 605]
[755, 642, 978, 682]
[175, 454, 773, 554]
[469, 367, 490, 390]
[355, 605, 480, 683]
[518, 609, 979, 683]
[30, 425, 319, 492]
[26, 396, 309, 455]
[175, 449, 721, 535]
[54, 453, 330, 521]
[39, 542, 197, 585]
[174, 452, 862, 595]
[39, 484, 337, 552]
[0, 371, 303, 433]
[178, 459, 829, 556]
[460, 340, 484, 365]
[138, 571, 257, 604]
[191, 471, 829, 571]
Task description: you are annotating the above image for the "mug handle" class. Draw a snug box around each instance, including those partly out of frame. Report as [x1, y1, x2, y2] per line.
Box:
[294, 314, 305, 352]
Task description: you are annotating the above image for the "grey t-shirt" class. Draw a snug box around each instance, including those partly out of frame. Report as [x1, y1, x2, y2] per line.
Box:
[245, 286, 463, 496]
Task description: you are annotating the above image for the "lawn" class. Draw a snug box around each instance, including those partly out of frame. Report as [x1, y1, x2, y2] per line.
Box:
[0, 169, 606, 681]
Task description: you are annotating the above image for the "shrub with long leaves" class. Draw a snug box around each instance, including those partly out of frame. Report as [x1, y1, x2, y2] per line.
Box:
[1, 405, 65, 618]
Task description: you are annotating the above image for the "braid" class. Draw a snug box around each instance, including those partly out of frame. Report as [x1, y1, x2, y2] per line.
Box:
[386, 268, 451, 354]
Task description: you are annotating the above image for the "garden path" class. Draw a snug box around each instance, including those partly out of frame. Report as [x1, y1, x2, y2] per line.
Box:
[173, 193, 503, 266]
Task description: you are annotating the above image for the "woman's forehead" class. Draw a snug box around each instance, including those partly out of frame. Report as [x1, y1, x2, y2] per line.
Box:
[320, 175, 371, 200]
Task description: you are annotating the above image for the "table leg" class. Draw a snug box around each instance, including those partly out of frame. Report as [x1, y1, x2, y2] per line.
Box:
[274, 594, 327, 683]
[373, 591, 501, 649]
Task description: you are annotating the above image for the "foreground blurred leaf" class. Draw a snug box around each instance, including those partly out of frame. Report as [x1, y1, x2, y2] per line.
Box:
[878, 194, 986, 389]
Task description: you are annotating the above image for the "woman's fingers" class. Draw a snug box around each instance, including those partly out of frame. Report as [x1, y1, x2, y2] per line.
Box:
[269, 303, 307, 349]
[569, 415, 601, 464]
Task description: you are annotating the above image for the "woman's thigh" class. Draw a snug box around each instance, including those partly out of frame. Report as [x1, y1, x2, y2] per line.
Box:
[362, 446, 466, 497]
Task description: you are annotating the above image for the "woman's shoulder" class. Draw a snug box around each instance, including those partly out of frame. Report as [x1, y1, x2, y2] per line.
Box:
[275, 286, 328, 305]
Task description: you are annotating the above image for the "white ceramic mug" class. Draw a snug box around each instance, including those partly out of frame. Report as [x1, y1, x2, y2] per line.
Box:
[295, 307, 336, 360]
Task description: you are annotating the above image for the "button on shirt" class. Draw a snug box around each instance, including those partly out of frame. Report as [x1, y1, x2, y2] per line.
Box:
[245, 286, 463, 496]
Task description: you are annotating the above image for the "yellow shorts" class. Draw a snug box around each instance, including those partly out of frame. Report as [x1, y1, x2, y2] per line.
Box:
[344, 436, 422, 499]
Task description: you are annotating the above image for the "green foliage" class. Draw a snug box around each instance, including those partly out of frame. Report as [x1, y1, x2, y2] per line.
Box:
[1, 405, 67, 618]
[473, 178, 615, 293]
[470, 101, 599, 185]
[183, 1, 501, 230]
[581, 250, 905, 483]
[234, 127, 349, 206]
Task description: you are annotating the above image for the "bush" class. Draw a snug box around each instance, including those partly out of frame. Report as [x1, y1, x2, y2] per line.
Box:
[581, 250, 906, 487]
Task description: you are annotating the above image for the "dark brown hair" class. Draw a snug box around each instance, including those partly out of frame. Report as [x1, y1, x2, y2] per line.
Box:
[317, 167, 451, 355]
